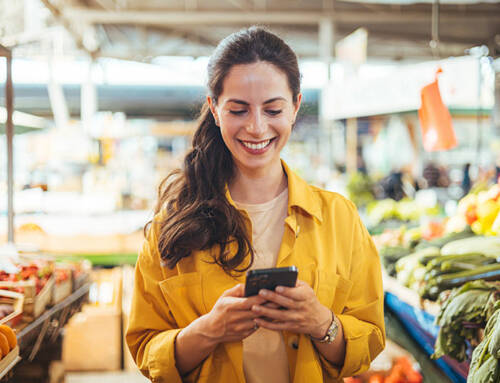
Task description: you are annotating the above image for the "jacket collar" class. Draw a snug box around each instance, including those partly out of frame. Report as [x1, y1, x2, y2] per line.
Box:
[281, 159, 323, 222]
[224, 159, 323, 223]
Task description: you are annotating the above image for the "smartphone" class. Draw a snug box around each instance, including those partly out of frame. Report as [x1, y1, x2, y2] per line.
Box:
[244, 266, 298, 297]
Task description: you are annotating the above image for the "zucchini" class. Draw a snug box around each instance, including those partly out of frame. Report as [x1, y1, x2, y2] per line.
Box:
[426, 253, 487, 271]
[441, 258, 497, 271]
[435, 263, 500, 290]
[421, 262, 500, 300]
[420, 253, 442, 266]
[441, 236, 500, 257]
[425, 266, 469, 280]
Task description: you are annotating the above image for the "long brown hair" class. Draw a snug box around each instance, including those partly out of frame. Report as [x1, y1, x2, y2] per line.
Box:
[147, 26, 301, 275]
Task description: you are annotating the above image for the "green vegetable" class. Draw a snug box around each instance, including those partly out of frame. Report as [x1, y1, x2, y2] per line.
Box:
[426, 253, 488, 271]
[441, 259, 497, 272]
[467, 354, 499, 383]
[435, 263, 500, 290]
[488, 310, 500, 359]
[441, 236, 500, 258]
[468, 304, 500, 382]
[395, 247, 440, 287]
[432, 281, 499, 362]
[421, 263, 500, 300]
[380, 246, 412, 276]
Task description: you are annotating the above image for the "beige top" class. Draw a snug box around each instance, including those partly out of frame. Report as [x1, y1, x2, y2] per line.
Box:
[235, 187, 290, 383]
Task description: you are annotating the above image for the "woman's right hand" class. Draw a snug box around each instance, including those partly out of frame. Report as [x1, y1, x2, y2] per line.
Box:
[174, 284, 279, 375]
[199, 283, 267, 345]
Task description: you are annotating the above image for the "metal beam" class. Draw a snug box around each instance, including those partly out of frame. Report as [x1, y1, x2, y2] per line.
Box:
[0, 45, 14, 244]
[62, 6, 498, 25]
[40, 0, 100, 57]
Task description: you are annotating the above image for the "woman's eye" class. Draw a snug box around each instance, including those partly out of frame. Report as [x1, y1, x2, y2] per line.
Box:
[267, 110, 282, 116]
[229, 110, 246, 115]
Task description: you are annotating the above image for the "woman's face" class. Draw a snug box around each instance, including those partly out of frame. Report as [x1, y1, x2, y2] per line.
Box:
[208, 61, 301, 176]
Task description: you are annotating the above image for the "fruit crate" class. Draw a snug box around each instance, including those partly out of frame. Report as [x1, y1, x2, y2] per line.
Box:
[51, 279, 72, 305]
[0, 290, 23, 328]
[0, 345, 20, 379]
[0, 277, 55, 322]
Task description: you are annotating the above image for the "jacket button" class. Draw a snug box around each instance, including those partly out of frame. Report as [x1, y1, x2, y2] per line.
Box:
[288, 336, 299, 349]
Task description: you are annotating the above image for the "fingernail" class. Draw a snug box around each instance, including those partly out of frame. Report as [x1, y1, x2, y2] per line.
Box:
[276, 286, 284, 293]
[259, 290, 268, 296]
[252, 305, 261, 311]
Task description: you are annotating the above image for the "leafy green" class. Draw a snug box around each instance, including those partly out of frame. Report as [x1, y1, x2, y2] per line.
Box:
[488, 311, 500, 359]
[432, 281, 498, 361]
[467, 353, 499, 383]
[468, 307, 500, 383]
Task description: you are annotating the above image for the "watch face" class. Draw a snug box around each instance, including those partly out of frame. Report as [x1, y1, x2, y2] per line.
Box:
[326, 319, 339, 343]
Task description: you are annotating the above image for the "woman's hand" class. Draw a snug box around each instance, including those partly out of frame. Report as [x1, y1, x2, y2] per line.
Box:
[199, 283, 267, 345]
[251, 280, 332, 338]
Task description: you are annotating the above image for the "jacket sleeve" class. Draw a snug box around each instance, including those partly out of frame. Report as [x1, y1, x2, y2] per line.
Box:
[125, 216, 185, 383]
[319, 210, 386, 379]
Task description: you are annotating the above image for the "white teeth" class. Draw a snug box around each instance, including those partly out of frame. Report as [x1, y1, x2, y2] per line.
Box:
[241, 139, 271, 150]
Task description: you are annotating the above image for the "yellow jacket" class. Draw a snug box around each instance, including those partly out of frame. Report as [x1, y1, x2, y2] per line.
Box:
[126, 161, 385, 383]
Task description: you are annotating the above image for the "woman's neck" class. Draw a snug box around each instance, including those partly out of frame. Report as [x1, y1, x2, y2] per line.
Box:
[229, 160, 287, 204]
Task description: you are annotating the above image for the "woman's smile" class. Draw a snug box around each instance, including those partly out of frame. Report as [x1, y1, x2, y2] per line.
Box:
[238, 137, 277, 154]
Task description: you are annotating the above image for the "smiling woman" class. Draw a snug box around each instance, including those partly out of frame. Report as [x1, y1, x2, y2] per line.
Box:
[126, 26, 386, 383]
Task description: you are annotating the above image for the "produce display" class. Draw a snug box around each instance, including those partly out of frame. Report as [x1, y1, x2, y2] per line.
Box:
[367, 199, 439, 228]
[0, 260, 53, 295]
[452, 182, 500, 236]
[372, 179, 500, 382]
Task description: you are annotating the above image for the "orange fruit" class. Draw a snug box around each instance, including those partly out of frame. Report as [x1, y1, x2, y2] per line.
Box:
[0, 333, 9, 357]
[0, 325, 16, 350]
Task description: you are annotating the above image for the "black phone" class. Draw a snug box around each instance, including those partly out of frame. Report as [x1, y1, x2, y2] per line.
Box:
[244, 266, 298, 297]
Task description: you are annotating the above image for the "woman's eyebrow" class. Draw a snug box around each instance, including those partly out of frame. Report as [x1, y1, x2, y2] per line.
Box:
[226, 97, 286, 105]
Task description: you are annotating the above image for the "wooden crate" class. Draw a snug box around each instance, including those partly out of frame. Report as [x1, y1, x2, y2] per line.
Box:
[24, 277, 55, 320]
[0, 290, 23, 328]
[0, 277, 55, 321]
[0, 346, 20, 379]
[51, 279, 72, 305]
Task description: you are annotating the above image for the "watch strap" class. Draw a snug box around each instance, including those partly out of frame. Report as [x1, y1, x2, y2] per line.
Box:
[310, 311, 338, 344]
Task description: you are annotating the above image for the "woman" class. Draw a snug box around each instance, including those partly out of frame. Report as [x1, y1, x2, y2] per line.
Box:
[126, 27, 385, 383]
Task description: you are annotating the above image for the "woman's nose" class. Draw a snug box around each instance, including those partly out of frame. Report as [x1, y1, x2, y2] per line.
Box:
[246, 112, 266, 136]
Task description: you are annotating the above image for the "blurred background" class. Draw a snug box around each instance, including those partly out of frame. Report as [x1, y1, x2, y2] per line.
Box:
[0, 1, 500, 382]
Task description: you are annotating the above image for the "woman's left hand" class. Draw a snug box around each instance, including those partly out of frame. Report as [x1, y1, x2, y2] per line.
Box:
[252, 280, 332, 338]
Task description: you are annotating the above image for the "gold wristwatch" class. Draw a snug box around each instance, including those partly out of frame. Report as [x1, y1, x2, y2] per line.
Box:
[311, 311, 338, 344]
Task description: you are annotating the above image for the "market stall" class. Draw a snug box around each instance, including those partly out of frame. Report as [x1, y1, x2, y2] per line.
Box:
[370, 180, 500, 383]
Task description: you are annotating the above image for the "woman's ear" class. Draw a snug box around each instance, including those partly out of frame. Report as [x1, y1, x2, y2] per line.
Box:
[293, 93, 302, 123]
[207, 96, 220, 126]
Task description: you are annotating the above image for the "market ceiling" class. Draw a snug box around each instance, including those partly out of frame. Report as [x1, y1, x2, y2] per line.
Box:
[1, 0, 499, 61]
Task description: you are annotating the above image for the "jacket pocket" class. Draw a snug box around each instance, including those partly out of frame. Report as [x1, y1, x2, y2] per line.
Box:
[316, 271, 353, 315]
[159, 272, 207, 328]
